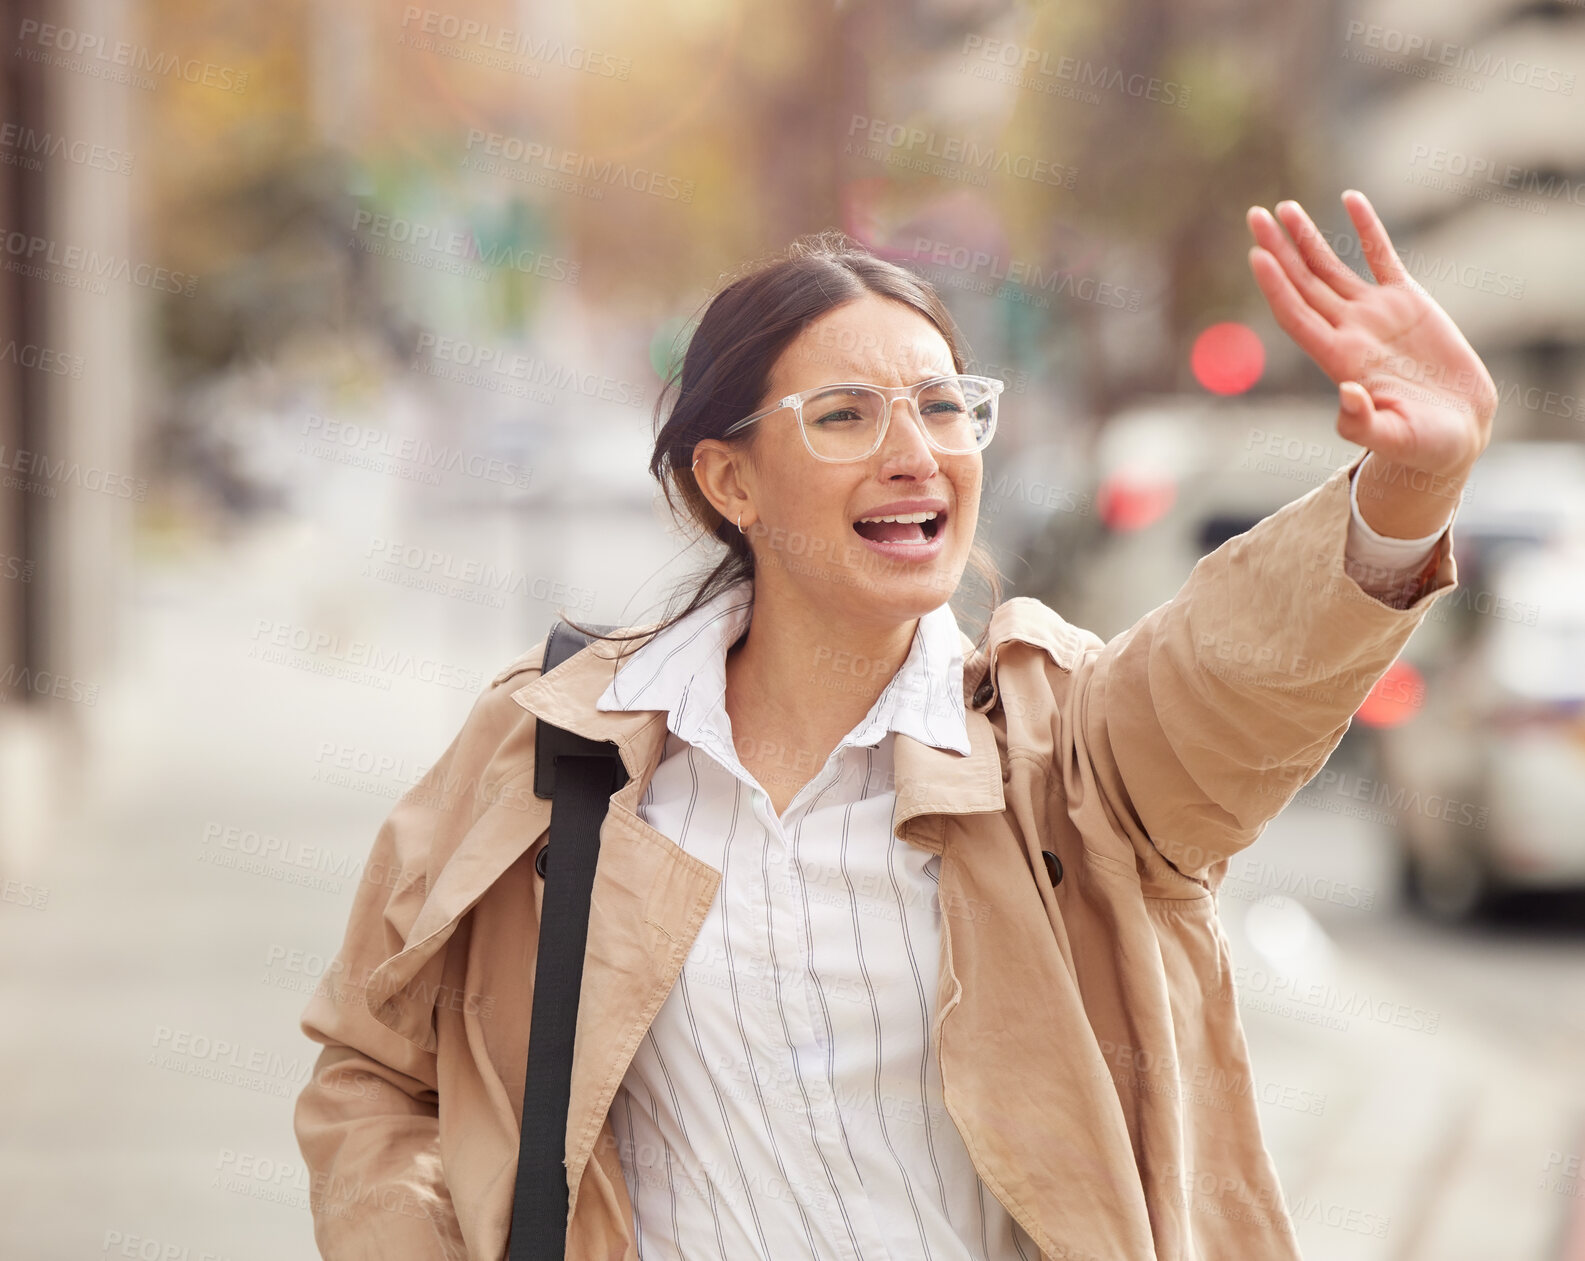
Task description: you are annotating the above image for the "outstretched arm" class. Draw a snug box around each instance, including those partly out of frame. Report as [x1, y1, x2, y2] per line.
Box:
[1055, 191, 1496, 891]
[1059, 451, 1458, 894]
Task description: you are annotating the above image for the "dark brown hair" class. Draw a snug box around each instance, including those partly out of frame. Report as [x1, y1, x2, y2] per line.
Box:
[562, 228, 1004, 654]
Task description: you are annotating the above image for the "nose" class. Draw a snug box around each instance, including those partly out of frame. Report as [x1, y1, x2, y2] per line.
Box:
[876, 394, 939, 477]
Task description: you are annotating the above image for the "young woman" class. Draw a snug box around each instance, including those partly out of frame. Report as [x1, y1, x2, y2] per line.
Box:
[294, 191, 1496, 1261]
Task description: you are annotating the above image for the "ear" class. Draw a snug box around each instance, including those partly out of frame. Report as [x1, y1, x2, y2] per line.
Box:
[691, 439, 757, 532]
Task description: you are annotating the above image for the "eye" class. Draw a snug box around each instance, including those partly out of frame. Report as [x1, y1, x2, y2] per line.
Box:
[805, 388, 872, 426]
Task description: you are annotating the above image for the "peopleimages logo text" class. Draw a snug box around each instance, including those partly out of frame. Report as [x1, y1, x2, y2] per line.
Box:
[350, 208, 580, 283]
[846, 115, 1077, 188]
[397, 7, 631, 78]
[463, 130, 694, 203]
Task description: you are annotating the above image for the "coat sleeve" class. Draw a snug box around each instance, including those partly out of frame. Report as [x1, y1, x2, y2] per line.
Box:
[1065, 450, 1458, 893]
[291, 648, 546, 1259]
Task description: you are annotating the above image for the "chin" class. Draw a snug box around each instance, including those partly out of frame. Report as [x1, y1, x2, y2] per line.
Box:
[854, 562, 963, 618]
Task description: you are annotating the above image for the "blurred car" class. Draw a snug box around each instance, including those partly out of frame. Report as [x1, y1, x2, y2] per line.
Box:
[1017, 393, 1402, 770]
[1017, 403, 1585, 924]
[1018, 393, 1365, 642]
[1369, 441, 1585, 922]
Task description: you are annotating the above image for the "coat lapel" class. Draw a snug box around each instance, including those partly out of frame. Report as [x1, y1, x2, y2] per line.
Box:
[364, 633, 672, 1033]
[891, 707, 1006, 848]
[501, 634, 726, 1218]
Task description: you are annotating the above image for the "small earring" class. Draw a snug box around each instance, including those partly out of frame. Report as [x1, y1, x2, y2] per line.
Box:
[737, 512, 745, 535]
[691, 457, 700, 476]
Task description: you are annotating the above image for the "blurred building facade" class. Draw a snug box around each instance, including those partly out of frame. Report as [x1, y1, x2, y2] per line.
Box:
[0, 0, 140, 856]
[1349, 0, 1585, 440]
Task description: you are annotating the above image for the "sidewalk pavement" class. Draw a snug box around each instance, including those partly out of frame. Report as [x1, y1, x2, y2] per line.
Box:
[1219, 862, 1585, 1261]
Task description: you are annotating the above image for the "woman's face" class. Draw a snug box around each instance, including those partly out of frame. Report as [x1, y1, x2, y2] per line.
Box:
[699, 292, 983, 629]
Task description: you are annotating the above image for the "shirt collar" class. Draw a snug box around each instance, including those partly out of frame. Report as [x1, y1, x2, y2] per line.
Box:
[596, 577, 971, 758]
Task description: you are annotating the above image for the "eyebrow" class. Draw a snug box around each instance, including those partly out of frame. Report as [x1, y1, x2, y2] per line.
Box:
[799, 370, 959, 389]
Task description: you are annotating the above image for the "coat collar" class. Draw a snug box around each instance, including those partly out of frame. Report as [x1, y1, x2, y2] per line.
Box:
[595, 577, 974, 760]
[510, 599, 1005, 843]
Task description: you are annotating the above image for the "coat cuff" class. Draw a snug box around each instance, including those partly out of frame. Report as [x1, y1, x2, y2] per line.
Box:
[1329, 450, 1459, 612]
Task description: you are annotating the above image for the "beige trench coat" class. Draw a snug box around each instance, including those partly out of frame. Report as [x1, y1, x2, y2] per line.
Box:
[293, 450, 1457, 1260]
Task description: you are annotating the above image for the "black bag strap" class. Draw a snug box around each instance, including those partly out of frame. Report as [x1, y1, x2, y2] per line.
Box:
[508, 619, 629, 1261]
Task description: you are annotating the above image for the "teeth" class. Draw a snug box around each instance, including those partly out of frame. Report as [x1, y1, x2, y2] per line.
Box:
[857, 510, 939, 524]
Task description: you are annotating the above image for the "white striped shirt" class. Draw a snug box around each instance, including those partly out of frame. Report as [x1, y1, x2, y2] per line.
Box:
[596, 578, 1041, 1261]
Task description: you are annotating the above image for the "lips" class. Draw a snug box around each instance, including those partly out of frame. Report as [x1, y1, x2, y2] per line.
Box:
[852, 511, 941, 544]
[851, 498, 949, 561]
[851, 498, 949, 545]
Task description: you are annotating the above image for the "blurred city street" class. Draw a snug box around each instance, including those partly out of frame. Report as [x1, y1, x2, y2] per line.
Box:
[1221, 794, 1585, 1260]
[3, 478, 1584, 1260]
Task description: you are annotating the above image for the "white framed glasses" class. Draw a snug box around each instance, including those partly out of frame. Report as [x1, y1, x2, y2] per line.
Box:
[721, 373, 1005, 463]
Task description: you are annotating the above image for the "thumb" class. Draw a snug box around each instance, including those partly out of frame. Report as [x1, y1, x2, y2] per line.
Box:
[1335, 379, 1393, 454]
[1337, 377, 1375, 440]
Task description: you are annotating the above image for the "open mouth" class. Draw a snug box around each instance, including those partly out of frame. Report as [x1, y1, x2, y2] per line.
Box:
[852, 509, 945, 545]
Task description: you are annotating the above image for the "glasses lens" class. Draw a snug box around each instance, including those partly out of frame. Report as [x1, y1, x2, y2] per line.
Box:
[798, 376, 998, 460]
[915, 376, 996, 453]
[800, 386, 888, 460]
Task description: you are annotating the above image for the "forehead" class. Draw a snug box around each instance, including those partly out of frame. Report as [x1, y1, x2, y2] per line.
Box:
[776, 295, 955, 387]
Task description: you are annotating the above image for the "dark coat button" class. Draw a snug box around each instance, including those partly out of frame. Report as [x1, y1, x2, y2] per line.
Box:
[1041, 849, 1064, 887]
[534, 845, 549, 878]
[972, 677, 994, 708]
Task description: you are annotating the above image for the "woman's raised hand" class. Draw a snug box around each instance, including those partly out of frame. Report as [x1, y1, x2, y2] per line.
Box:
[1246, 189, 1498, 486]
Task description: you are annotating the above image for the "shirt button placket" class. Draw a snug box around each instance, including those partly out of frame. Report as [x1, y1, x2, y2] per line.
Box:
[782, 782, 883, 1261]
[755, 787, 816, 1049]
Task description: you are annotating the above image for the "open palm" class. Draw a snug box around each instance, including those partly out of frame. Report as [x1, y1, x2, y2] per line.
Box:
[1246, 190, 1498, 480]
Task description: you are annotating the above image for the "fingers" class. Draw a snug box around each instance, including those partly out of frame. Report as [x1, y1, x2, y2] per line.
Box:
[1271, 200, 1371, 301]
[1247, 244, 1336, 366]
[1246, 205, 1349, 324]
[1248, 190, 1415, 309]
[1340, 188, 1414, 288]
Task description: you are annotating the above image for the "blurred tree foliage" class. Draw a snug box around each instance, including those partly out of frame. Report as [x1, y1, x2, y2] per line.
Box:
[135, 0, 1338, 420]
[139, 0, 361, 386]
